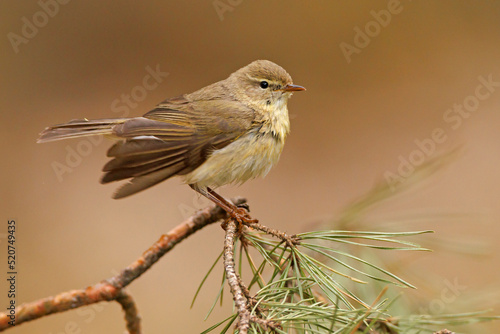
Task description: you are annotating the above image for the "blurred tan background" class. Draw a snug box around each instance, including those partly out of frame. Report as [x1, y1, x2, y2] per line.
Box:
[1, 1, 500, 333]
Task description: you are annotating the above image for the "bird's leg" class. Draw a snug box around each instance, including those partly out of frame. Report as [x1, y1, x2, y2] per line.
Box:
[190, 185, 299, 248]
[190, 185, 258, 224]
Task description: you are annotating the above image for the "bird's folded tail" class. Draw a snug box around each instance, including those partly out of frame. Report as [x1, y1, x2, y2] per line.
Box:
[37, 118, 128, 143]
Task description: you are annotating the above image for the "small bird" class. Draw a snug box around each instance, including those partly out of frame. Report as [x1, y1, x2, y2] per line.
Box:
[38, 60, 305, 223]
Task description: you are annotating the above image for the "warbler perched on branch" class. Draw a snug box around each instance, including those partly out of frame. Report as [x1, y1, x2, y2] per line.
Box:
[38, 60, 305, 223]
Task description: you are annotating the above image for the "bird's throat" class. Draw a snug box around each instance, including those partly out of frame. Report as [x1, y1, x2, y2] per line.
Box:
[259, 97, 290, 141]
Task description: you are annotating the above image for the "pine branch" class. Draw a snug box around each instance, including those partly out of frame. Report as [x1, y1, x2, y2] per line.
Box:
[0, 197, 246, 332]
[224, 219, 251, 333]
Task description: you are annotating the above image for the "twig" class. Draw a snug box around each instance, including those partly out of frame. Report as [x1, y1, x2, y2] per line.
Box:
[116, 290, 141, 334]
[0, 198, 246, 332]
[243, 221, 300, 248]
[224, 220, 283, 333]
[224, 219, 251, 333]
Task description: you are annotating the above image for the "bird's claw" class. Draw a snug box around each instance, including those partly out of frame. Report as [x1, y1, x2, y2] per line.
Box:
[236, 202, 251, 212]
[231, 206, 258, 224]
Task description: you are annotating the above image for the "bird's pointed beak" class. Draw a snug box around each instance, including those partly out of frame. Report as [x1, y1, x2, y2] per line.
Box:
[282, 84, 306, 92]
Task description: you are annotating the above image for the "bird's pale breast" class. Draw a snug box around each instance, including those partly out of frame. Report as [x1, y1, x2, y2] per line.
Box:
[184, 102, 290, 189]
[183, 129, 285, 188]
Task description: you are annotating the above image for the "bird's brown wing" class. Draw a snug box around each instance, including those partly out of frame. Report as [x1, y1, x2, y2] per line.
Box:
[104, 95, 255, 199]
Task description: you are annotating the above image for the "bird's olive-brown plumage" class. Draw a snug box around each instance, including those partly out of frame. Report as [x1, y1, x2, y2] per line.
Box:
[38, 60, 305, 200]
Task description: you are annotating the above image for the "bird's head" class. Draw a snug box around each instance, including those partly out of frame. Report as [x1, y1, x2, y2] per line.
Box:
[229, 60, 305, 111]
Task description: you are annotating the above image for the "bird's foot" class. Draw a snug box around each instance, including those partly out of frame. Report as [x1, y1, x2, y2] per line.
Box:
[231, 206, 258, 224]
[220, 203, 257, 236]
[236, 202, 250, 212]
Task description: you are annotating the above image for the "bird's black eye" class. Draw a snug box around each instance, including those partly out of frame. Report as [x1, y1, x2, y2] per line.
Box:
[260, 81, 269, 89]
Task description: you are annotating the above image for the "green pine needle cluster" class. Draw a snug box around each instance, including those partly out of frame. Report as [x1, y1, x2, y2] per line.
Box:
[196, 150, 499, 333]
